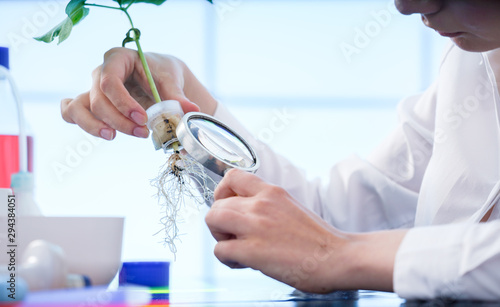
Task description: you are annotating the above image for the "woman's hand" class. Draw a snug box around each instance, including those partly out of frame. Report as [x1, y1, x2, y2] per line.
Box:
[61, 47, 218, 140]
[205, 169, 408, 293]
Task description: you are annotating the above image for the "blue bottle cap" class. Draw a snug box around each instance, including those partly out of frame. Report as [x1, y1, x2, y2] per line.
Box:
[11, 172, 35, 190]
[119, 261, 170, 288]
[0, 47, 9, 70]
[0, 275, 28, 302]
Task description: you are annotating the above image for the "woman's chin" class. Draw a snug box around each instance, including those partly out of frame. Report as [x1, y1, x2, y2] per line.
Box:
[451, 36, 500, 52]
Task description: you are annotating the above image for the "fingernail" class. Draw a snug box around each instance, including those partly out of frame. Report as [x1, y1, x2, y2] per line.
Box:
[133, 126, 149, 138]
[100, 128, 114, 141]
[131, 111, 147, 125]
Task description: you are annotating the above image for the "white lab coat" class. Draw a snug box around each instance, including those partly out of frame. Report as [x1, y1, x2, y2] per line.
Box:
[213, 44, 500, 300]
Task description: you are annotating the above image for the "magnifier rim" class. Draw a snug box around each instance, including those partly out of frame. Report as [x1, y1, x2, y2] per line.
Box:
[176, 112, 260, 176]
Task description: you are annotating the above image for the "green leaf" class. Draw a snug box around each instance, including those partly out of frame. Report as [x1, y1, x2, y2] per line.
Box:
[112, 0, 168, 6]
[35, 0, 212, 44]
[65, 0, 85, 16]
[65, 0, 89, 25]
[58, 18, 74, 44]
[114, 0, 212, 5]
[34, 17, 73, 44]
[34, 0, 89, 44]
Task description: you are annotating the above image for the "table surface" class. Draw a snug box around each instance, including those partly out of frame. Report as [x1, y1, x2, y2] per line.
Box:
[17, 285, 500, 307]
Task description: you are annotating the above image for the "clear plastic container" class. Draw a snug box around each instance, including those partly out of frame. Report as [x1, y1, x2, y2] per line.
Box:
[0, 46, 34, 188]
[0, 46, 40, 215]
[146, 100, 184, 152]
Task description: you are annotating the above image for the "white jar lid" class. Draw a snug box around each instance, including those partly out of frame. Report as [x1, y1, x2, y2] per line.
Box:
[146, 100, 184, 151]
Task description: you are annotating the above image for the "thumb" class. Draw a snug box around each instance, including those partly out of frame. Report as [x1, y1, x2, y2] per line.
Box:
[158, 82, 200, 113]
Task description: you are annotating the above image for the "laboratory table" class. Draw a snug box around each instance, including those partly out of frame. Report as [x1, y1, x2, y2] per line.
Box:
[17, 286, 500, 306]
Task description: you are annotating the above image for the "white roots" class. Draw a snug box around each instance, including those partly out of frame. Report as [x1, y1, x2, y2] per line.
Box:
[152, 152, 217, 256]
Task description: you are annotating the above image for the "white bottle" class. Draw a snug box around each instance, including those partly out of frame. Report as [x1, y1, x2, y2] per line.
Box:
[0, 240, 89, 292]
[18, 240, 68, 291]
[10, 172, 41, 216]
[0, 46, 20, 189]
[0, 46, 41, 215]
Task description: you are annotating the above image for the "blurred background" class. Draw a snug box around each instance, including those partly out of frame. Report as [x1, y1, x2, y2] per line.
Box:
[0, 0, 447, 290]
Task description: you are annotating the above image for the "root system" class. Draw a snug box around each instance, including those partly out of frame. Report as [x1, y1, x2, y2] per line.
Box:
[152, 151, 217, 256]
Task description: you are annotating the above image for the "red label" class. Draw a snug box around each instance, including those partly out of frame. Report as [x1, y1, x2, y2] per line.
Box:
[0, 135, 33, 188]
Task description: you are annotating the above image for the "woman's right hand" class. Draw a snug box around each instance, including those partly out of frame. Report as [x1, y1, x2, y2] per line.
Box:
[61, 47, 218, 140]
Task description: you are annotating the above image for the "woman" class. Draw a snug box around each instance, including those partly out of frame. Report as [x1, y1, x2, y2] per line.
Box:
[61, 0, 500, 300]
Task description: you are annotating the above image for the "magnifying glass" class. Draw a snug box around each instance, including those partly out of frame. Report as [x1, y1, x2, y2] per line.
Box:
[146, 100, 260, 180]
[176, 112, 260, 177]
[146, 101, 259, 238]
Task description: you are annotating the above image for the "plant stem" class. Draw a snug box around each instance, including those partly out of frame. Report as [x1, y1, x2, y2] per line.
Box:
[125, 0, 136, 11]
[134, 35, 162, 103]
[85, 2, 162, 104]
[122, 9, 162, 103]
[173, 142, 180, 153]
[85, 3, 122, 11]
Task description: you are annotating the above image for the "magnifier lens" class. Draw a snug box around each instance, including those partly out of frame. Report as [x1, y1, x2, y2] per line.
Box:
[187, 118, 255, 168]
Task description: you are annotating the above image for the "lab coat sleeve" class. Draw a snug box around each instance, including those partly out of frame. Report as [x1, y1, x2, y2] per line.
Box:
[395, 220, 500, 300]
[212, 83, 437, 232]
